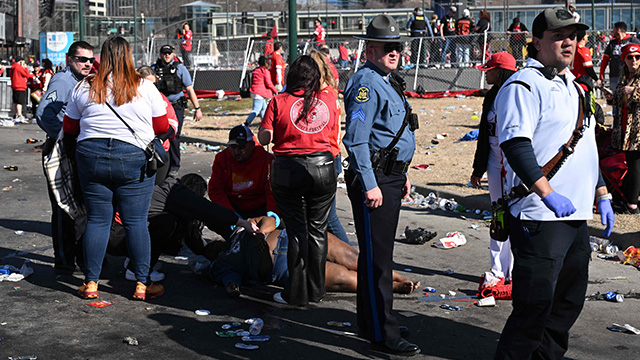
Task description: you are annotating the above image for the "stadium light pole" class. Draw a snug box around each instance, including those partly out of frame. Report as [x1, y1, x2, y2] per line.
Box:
[289, 0, 297, 64]
[134, 0, 138, 64]
[78, 0, 84, 40]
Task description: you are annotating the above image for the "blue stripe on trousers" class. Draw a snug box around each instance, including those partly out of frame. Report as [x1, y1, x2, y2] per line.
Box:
[362, 190, 382, 342]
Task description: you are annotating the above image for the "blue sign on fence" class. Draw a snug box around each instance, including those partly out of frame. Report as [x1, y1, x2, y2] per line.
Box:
[40, 32, 74, 66]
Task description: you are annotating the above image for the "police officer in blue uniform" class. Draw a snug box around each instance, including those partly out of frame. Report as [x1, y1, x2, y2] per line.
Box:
[406, 7, 433, 65]
[36, 40, 95, 273]
[151, 45, 203, 177]
[343, 15, 419, 357]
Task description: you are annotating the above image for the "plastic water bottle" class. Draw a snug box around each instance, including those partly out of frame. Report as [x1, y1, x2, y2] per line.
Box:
[249, 318, 264, 335]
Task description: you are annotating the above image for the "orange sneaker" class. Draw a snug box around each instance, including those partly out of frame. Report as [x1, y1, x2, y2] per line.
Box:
[78, 281, 99, 299]
[133, 282, 164, 300]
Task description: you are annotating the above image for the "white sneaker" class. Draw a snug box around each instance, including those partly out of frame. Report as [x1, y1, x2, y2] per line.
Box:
[273, 292, 288, 304]
[125, 269, 165, 282]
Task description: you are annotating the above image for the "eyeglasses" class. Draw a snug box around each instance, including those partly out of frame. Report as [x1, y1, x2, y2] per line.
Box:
[627, 55, 640, 61]
[381, 43, 403, 54]
[73, 56, 95, 64]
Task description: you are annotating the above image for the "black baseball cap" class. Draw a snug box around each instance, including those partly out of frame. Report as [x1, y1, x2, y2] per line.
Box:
[228, 125, 254, 147]
[160, 45, 174, 54]
[532, 7, 589, 39]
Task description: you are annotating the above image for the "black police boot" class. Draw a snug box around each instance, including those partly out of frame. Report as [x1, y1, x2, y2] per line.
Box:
[371, 337, 420, 356]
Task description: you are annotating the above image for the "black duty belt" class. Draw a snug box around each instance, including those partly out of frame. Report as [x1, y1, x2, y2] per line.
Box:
[377, 158, 410, 174]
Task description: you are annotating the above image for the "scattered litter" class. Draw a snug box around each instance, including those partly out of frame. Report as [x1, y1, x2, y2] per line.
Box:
[25, 138, 39, 144]
[586, 291, 640, 301]
[444, 270, 455, 275]
[222, 322, 242, 330]
[605, 292, 624, 302]
[608, 276, 628, 280]
[87, 300, 115, 308]
[2, 186, 13, 191]
[436, 134, 445, 139]
[403, 268, 412, 272]
[235, 343, 259, 350]
[14, 230, 25, 235]
[195, 309, 211, 316]
[439, 294, 446, 299]
[0, 120, 15, 127]
[216, 331, 238, 337]
[327, 321, 351, 327]
[123, 336, 139, 346]
[424, 287, 436, 293]
[242, 335, 270, 342]
[399, 311, 419, 317]
[404, 226, 437, 244]
[7, 356, 37, 360]
[476, 296, 496, 307]
[431, 139, 439, 145]
[433, 232, 467, 249]
[459, 129, 479, 141]
[469, 224, 480, 230]
[607, 323, 640, 335]
[440, 304, 461, 311]
[4, 165, 18, 171]
[448, 291, 457, 296]
[0, 262, 34, 282]
[174, 256, 188, 261]
[348, 221, 354, 225]
[412, 164, 430, 170]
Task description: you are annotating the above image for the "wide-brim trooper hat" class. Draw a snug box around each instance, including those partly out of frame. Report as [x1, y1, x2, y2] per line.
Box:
[354, 15, 409, 42]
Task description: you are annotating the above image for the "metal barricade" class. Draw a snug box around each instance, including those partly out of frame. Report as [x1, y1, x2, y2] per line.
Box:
[0, 78, 12, 118]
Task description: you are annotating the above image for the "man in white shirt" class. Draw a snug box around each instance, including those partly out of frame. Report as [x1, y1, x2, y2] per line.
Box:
[494, 7, 614, 359]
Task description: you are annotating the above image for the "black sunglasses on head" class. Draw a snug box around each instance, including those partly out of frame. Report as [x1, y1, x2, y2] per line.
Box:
[73, 56, 95, 64]
[382, 43, 403, 53]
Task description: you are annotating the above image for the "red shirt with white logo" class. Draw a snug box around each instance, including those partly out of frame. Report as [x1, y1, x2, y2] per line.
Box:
[261, 90, 338, 156]
[181, 29, 193, 51]
[314, 25, 326, 44]
[270, 52, 285, 85]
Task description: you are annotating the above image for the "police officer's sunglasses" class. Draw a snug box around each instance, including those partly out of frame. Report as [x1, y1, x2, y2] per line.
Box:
[381, 43, 403, 54]
[72, 56, 96, 64]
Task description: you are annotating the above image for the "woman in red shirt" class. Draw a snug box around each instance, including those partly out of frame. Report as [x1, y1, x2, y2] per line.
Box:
[245, 56, 277, 126]
[258, 55, 338, 306]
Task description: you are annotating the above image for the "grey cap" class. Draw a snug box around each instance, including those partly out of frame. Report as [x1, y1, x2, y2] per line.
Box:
[532, 7, 589, 38]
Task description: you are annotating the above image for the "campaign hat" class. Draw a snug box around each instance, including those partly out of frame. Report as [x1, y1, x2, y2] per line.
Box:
[354, 15, 408, 42]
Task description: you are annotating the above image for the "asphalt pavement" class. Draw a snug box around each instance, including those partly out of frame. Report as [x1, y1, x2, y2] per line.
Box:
[0, 123, 639, 360]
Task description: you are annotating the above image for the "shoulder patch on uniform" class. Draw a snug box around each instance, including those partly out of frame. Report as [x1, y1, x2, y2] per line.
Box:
[46, 90, 57, 102]
[355, 86, 370, 103]
[352, 106, 366, 123]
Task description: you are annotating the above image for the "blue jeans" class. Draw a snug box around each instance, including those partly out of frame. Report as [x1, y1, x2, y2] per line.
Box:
[339, 59, 349, 68]
[456, 44, 470, 66]
[245, 94, 266, 125]
[441, 38, 452, 63]
[76, 138, 155, 284]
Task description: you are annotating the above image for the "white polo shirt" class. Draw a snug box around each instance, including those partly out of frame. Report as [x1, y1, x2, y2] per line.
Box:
[496, 58, 599, 221]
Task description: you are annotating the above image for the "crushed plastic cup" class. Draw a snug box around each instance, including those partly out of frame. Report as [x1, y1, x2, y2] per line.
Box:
[216, 331, 237, 337]
[235, 343, 259, 350]
[195, 309, 210, 316]
[222, 322, 242, 330]
[440, 304, 461, 311]
[241, 335, 270, 342]
[476, 296, 496, 307]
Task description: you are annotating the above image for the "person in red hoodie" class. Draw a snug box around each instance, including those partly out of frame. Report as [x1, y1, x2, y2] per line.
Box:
[10, 57, 30, 122]
[244, 56, 277, 126]
[208, 124, 279, 223]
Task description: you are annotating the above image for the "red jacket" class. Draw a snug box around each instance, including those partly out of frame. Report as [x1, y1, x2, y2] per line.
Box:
[10, 63, 29, 90]
[250, 66, 278, 99]
[208, 145, 277, 216]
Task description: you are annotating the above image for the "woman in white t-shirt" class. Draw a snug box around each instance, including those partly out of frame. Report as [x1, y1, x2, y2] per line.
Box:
[63, 36, 169, 301]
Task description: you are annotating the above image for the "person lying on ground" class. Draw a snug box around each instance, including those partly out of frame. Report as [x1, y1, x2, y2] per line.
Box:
[206, 216, 421, 298]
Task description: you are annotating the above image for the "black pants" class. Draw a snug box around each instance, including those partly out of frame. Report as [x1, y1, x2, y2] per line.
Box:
[169, 103, 185, 174]
[494, 214, 591, 360]
[181, 49, 192, 68]
[346, 168, 405, 343]
[42, 137, 84, 271]
[623, 150, 640, 205]
[270, 152, 336, 306]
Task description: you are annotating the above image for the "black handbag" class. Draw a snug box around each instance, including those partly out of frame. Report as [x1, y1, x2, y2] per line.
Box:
[105, 102, 168, 171]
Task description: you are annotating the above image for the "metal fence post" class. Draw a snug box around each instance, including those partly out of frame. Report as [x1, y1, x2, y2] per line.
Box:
[354, 40, 364, 72]
[193, 40, 201, 84]
[480, 31, 488, 89]
[413, 37, 423, 91]
[239, 38, 252, 90]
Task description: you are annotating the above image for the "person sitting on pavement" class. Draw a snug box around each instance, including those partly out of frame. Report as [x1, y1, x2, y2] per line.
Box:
[205, 216, 421, 298]
[208, 125, 280, 224]
[107, 173, 259, 282]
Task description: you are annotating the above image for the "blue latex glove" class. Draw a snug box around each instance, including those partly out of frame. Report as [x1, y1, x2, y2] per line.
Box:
[541, 191, 577, 218]
[598, 199, 615, 238]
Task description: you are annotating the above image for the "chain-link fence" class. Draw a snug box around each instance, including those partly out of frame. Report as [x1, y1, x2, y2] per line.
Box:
[139, 30, 614, 93]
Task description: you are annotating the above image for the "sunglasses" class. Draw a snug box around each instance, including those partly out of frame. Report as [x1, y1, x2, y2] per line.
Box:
[382, 43, 403, 54]
[627, 54, 640, 61]
[73, 56, 95, 64]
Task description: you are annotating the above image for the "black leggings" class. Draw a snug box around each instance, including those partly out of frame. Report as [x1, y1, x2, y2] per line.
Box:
[624, 151, 640, 205]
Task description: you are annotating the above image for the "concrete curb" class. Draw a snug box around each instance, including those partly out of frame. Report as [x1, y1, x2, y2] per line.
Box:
[180, 135, 635, 248]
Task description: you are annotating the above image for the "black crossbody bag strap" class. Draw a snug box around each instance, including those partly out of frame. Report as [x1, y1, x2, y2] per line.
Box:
[383, 75, 412, 153]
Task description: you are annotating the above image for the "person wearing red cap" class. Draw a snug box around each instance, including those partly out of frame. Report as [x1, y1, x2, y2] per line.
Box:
[470, 51, 517, 295]
[599, 22, 640, 91]
[611, 43, 640, 214]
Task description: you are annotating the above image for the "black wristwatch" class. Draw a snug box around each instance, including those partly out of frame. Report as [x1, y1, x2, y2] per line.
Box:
[195, 106, 201, 110]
